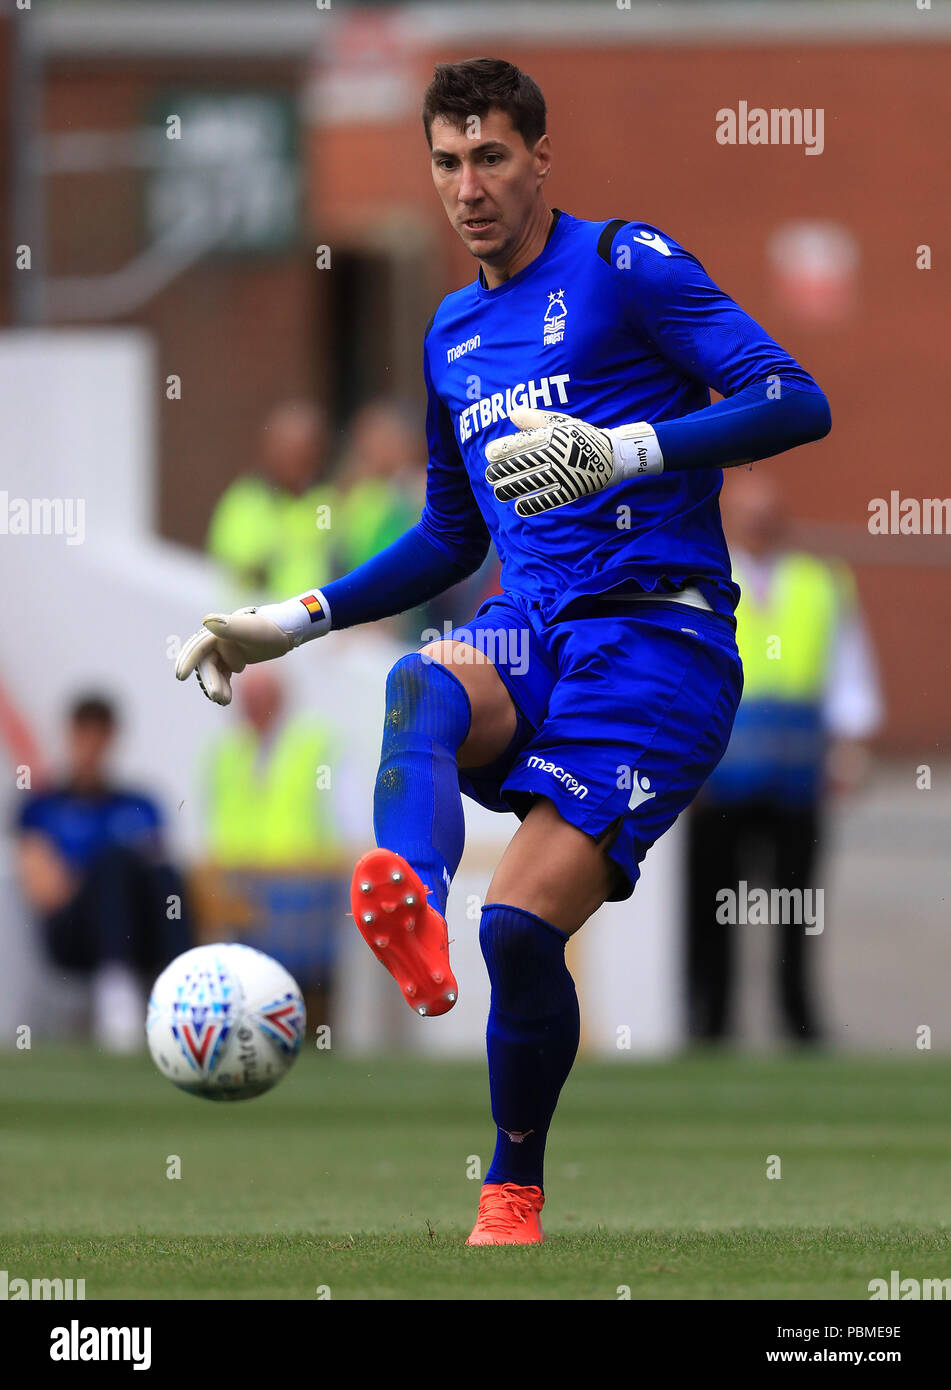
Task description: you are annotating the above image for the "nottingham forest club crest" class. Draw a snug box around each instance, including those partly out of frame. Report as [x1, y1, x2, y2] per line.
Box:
[544, 289, 567, 346]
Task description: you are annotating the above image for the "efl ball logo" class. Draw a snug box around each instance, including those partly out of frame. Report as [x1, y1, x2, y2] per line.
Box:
[255, 994, 307, 1051]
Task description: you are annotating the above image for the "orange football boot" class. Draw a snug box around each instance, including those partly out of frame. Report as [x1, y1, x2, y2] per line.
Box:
[466, 1183, 545, 1246]
[351, 848, 458, 1017]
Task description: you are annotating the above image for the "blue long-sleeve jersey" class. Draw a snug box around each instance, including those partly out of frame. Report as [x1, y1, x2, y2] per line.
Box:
[323, 210, 830, 628]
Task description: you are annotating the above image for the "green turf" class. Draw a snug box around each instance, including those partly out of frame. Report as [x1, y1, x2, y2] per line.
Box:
[1, 1047, 949, 1299]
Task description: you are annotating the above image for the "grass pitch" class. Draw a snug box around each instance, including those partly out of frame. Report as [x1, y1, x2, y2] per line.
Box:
[1, 1047, 949, 1300]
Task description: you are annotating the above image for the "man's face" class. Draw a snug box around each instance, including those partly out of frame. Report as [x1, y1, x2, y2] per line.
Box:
[429, 109, 551, 266]
[239, 667, 284, 737]
[68, 719, 114, 784]
[722, 475, 786, 557]
[262, 410, 325, 494]
[352, 407, 419, 477]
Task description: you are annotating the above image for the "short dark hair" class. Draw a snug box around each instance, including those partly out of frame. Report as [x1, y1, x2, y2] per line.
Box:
[69, 694, 117, 730]
[422, 58, 546, 150]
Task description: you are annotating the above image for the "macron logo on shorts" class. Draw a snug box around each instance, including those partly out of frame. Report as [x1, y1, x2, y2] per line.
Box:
[627, 771, 656, 811]
[526, 756, 589, 799]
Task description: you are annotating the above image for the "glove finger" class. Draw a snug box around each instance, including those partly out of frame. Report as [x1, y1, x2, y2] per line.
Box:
[196, 652, 233, 706]
[506, 406, 564, 432]
[484, 425, 552, 466]
[202, 612, 240, 639]
[491, 467, 561, 502]
[204, 610, 290, 656]
[515, 485, 572, 517]
[213, 638, 248, 674]
[485, 447, 554, 484]
[175, 628, 218, 681]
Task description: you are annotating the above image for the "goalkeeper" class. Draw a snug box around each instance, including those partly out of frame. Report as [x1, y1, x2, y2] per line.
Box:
[176, 58, 830, 1245]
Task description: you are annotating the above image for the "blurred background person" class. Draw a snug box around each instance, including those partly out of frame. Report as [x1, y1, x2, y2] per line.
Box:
[12, 694, 190, 1052]
[199, 666, 346, 1027]
[333, 397, 501, 639]
[206, 399, 336, 602]
[686, 471, 884, 1046]
[334, 397, 434, 642]
[334, 398, 424, 572]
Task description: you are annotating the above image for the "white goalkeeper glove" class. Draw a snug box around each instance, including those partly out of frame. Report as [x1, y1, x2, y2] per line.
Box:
[175, 588, 331, 706]
[484, 407, 663, 516]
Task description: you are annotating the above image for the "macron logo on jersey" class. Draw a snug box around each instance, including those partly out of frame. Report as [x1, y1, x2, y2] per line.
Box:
[447, 335, 480, 363]
[457, 374, 571, 442]
[631, 230, 672, 258]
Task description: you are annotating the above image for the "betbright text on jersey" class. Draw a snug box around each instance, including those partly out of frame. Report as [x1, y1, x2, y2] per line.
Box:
[420, 210, 822, 622]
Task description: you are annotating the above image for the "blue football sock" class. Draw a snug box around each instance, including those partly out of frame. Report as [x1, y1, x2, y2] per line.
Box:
[373, 654, 471, 917]
[480, 903, 580, 1191]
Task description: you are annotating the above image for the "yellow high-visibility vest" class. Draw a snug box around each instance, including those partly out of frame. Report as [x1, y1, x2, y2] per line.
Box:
[207, 718, 342, 870]
[337, 479, 419, 571]
[734, 553, 848, 701]
[206, 476, 336, 599]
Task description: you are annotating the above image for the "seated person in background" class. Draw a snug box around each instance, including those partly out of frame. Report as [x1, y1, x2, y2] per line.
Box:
[12, 694, 189, 1052]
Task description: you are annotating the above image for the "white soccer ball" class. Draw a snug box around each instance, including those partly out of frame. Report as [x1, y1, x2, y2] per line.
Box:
[147, 943, 306, 1101]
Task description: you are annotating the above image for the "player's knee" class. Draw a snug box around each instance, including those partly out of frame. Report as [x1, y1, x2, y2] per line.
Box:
[383, 653, 427, 727]
[382, 652, 471, 744]
[419, 642, 518, 766]
[418, 639, 464, 668]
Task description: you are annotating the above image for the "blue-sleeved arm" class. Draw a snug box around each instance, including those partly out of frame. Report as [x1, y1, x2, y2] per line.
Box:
[320, 339, 490, 630]
[613, 224, 830, 470]
[655, 379, 831, 472]
[319, 527, 477, 630]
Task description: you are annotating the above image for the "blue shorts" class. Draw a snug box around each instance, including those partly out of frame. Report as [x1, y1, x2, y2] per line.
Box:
[444, 593, 743, 901]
